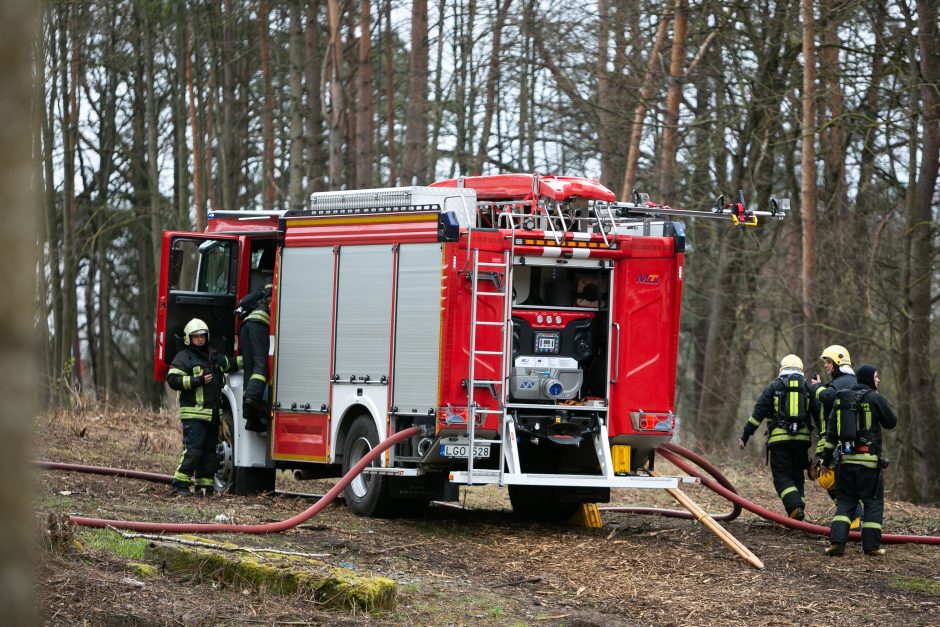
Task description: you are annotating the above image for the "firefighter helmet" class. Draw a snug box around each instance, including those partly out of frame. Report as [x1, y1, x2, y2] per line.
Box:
[820, 345, 851, 367]
[779, 354, 803, 374]
[817, 467, 835, 491]
[183, 318, 210, 345]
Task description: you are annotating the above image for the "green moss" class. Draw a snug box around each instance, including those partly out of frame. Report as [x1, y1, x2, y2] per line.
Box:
[143, 539, 397, 612]
[77, 529, 147, 560]
[889, 575, 940, 596]
[128, 562, 159, 578]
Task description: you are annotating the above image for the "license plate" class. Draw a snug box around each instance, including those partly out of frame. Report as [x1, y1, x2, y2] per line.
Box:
[440, 443, 490, 459]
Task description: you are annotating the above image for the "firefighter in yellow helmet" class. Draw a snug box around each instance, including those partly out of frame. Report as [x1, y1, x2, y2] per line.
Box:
[739, 354, 819, 520]
[165, 318, 241, 496]
[820, 364, 897, 556]
[810, 344, 862, 524]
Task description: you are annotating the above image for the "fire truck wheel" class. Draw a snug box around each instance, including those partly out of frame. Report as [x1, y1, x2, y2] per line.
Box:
[214, 410, 236, 494]
[508, 485, 581, 522]
[214, 410, 274, 495]
[342, 415, 394, 517]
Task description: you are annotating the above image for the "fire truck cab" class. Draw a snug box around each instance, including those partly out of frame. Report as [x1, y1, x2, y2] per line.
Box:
[154, 173, 687, 520]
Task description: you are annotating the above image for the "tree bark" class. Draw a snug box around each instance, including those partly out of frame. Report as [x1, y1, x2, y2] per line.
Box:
[382, 0, 398, 185]
[258, 0, 276, 209]
[305, 0, 326, 193]
[355, 0, 375, 188]
[0, 0, 39, 619]
[401, 0, 429, 184]
[473, 0, 511, 174]
[221, 0, 237, 211]
[659, 0, 688, 201]
[800, 0, 818, 363]
[905, 0, 940, 503]
[288, 0, 305, 209]
[184, 26, 205, 230]
[325, 0, 345, 189]
[620, 10, 671, 200]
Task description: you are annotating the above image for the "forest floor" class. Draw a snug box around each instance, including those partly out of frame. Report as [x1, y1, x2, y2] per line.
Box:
[33, 406, 940, 626]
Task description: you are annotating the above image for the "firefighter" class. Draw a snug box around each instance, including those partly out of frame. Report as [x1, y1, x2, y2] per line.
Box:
[738, 354, 817, 520]
[239, 284, 272, 433]
[822, 364, 897, 556]
[809, 344, 862, 522]
[166, 318, 241, 496]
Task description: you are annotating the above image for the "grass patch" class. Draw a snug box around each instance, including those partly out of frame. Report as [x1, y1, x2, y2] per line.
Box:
[77, 528, 148, 560]
[889, 575, 940, 596]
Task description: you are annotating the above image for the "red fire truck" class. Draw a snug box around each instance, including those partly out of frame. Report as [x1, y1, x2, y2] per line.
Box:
[155, 173, 711, 520]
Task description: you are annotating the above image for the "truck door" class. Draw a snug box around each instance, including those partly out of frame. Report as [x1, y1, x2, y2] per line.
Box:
[154, 232, 240, 381]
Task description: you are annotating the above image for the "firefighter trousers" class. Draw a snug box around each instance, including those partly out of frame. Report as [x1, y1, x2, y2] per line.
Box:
[830, 463, 884, 552]
[172, 417, 219, 489]
[769, 442, 809, 516]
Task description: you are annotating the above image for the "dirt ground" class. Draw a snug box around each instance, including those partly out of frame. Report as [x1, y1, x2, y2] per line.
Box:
[33, 406, 940, 626]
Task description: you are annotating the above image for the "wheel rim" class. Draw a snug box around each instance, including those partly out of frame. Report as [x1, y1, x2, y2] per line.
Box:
[214, 417, 234, 493]
[348, 435, 376, 499]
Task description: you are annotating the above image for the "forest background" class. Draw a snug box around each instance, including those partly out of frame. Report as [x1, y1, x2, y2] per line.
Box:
[35, 0, 939, 504]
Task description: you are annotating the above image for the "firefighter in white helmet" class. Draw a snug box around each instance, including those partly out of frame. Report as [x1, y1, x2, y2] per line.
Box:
[738, 354, 819, 520]
[165, 318, 241, 496]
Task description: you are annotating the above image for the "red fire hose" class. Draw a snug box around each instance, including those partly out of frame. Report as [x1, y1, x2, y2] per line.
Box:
[600, 443, 743, 521]
[37, 426, 419, 534]
[37, 432, 940, 544]
[657, 443, 940, 545]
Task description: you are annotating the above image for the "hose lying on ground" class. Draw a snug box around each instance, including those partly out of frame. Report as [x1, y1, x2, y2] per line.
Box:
[600, 443, 743, 522]
[658, 443, 940, 545]
[37, 433, 940, 543]
[36, 426, 420, 534]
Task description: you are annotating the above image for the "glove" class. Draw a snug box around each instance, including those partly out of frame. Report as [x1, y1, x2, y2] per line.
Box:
[192, 374, 206, 387]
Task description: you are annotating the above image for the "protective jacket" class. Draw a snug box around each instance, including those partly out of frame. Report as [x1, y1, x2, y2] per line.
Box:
[740, 375, 818, 447]
[167, 346, 240, 420]
[812, 371, 857, 457]
[240, 303, 270, 402]
[822, 384, 897, 468]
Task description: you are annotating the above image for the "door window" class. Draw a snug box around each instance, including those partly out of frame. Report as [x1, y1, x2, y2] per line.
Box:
[168, 238, 236, 294]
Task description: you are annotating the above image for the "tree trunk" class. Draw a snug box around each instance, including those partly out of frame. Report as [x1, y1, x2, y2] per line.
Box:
[620, 10, 671, 200]
[800, 0, 818, 363]
[473, 0, 511, 174]
[659, 0, 687, 201]
[0, 1, 39, 621]
[382, 0, 397, 184]
[325, 0, 345, 189]
[174, 7, 190, 229]
[354, 0, 375, 187]
[60, 0, 80, 393]
[258, 0, 276, 209]
[288, 0, 305, 209]
[221, 0, 237, 211]
[305, 0, 326, 194]
[401, 0, 429, 184]
[184, 26, 205, 230]
[905, 0, 940, 503]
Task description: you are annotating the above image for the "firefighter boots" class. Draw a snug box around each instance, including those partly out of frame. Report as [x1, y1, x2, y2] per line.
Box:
[825, 542, 845, 557]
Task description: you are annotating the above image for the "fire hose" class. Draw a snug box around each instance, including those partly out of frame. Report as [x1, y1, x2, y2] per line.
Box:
[36, 432, 940, 544]
[36, 426, 420, 534]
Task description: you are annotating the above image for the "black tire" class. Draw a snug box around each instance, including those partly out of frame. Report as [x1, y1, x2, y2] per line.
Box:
[214, 409, 275, 495]
[508, 485, 581, 523]
[342, 415, 394, 517]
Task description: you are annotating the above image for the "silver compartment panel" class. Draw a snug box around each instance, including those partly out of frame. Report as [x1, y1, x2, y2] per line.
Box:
[274, 247, 334, 409]
[334, 245, 394, 381]
[392, 243, 443, 414]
